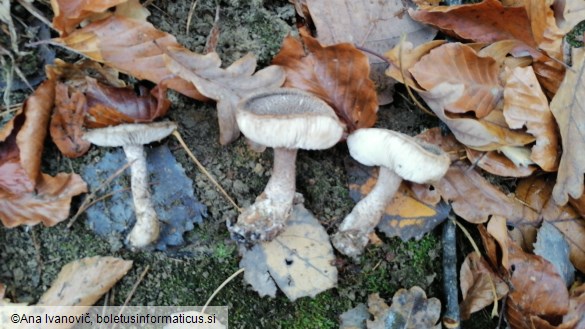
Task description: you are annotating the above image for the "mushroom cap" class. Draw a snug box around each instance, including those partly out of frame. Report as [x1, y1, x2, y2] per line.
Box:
[347, 128, 451, 184]
[83, 121, 177, 147]
[236, 88, 344, 150]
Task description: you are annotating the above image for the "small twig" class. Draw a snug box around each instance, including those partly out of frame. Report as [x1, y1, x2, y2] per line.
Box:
[442, 214, 460, 329]
[112, 265, 150, 329]
[172, 130, 242, 212]
[354, 45, 391, 66]
[16, 0, 53, 30]
[186, 0, 199, 34]
[203, 3, 221, 54]
[201, 268, 244, 314]
[398, 35, 435, 117]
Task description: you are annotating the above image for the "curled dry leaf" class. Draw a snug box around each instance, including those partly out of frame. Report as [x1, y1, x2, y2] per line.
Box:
[506, 241, 570, 329]
[459, 252, 509, 320]
[38, 256, 132, 306]
[272, 31, 378, 132]
[303, 0, 437, 104]
[435, 162, 539, 224]
[466, 148, 537, 177]
[50, 82, 91, 158]
[487, 215, 510, 269]
[503, 66, 560, 171]
[0, 80, 88, 227]
[555, 0, 585, 33]
[410, 42, 502, 118]
[164, 47, 285, 145]
[51, 0, 128, 36]
[551, 47, 585, 206]
[366, 287, 441, 329]
[239, 205, 337, 301]
[54, 15, 203, 100]
[515, 176, 585, 274]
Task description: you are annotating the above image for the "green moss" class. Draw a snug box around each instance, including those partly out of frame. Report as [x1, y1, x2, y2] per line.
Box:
[281, 293, 348, 329]
[567, 21, 585, 47]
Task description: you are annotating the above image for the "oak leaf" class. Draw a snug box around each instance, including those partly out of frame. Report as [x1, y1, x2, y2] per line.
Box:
[51, 0, 128, 36]
[54, 15, 204, 100]
[551, 47, 585, 205]
[163, 47, 285, 145]
[272, 31, 378, 132]
[503, 66, 560, 171]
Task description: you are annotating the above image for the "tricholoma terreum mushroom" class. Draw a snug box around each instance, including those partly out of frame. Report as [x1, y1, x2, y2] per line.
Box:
[332, 128, 450, 258]
[84, 121, 177, 248]
[230, 88, 345, 242]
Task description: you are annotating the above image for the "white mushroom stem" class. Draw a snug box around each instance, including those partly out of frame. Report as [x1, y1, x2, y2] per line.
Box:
[123, 144, 160, 248]
[333, 166, 402, 258]
[231, 147, 298, 241]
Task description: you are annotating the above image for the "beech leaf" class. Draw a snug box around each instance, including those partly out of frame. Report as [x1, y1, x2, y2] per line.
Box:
[272, 31, 378, 132]
[50, 82, 91, 158]
[465, 148, 537, 177]
[164, 47, 285, 145]
[551, 47, 585, 205]
[51, 0, 128, 36]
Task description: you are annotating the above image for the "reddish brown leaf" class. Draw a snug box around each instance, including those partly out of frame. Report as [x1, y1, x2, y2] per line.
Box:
[435, 162, 539, 224]
[50, 83, 91, 158]
[506, 241, 570, 328]
[51, 0, 127, 36]
[54, 15, 204, 100]
[516, 176, 585, 274]
[410, 42, 502, 118]
[459, 252, 509, 320]
[272, 31, 378, 132]
[409, 0, 536, 55]
[466, 148, 537, 177]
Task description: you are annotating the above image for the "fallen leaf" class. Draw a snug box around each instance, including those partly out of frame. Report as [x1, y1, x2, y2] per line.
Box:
[164, 47, 285, 145]
[410, 42, 502, 118]
[435, 162, 539, 225]
[466, 148, 537, 177]
[339, 303, 369, 329]
[515, 176, 585, 274]
[554, 0, 585, 33]
[272, 31, 377, 132]
[534, 222, 575, 287]
[459, 252, 509, 320]
[345, 158, 450, 241]
[0, 80, 88, 227]
[51, 0, 128, 36]
[503, 65, 559, 171]
[38, 256, 132, 306]
[303, 0, 437, 104]
[50, 82, 91, 158]
[564, 283, 585, 328]
[487, 215, 510, 269]
[54, 15, 204, 100]
[366, 287, 441, 329]
[551, 47, 585, 205]
[239, 204, 337, 301]
[506, 241, 570, 329]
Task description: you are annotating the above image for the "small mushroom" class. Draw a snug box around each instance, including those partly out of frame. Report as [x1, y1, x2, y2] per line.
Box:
[332, 128, 451, 258]
[231, 88, 344, 242]
[83, 121, 177, 248]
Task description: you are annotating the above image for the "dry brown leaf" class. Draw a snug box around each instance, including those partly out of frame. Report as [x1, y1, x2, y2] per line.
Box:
[415, 127, 466, 163]
[51, 0, 127, 36]
[384, 40, 446, 90]
[503, 66, 560, 171]
[459, 252, 509, 320]
[506, 241, 570, 329]
[551, 47, 585, 205]
[272, 31, 377, 132]
[435, 162, 539, 224]
[164, 47, 285, 145]
[409, 0, 536, 55]
[487, 215, 511, 269]
[466, 148, 537, 177]
[418, 83, 535, 151]
[366, 287, 441, 329]
[239, 205, 337, 301]
[38, 256, 132, 306]
[410, 42, 502, 118]
[554, 0, 585, 33]
[54, 15, 204, 100]
[50, 83, 91, 158]
[303, 0, 437, 104]
[515, 176, 585, 274]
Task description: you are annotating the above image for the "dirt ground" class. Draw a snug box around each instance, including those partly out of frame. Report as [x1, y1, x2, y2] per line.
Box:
[0, 0, 496, 328]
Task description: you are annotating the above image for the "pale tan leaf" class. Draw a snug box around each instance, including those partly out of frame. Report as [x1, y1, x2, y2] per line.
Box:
[410, 43, 502, 118]
[503, 66, 560, 171]
[164, 47, 285, 145]
[384, 40, 446, 90]
[240, 205, 337, 301]
[466, 148, 537, 177]
[554, 0, 585, 33]
[38, 256, 132, 306]
[305, 0, 437, 104]
[51, 0, 127, 36]
[487, 215, 511, 269]
[551, 47, 585, 205]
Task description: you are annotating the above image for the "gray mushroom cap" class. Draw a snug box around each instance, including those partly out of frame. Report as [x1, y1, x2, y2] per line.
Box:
[83, 122, 178, 147]
[236, 88, 345, 150]
[347, 128, 451, 184]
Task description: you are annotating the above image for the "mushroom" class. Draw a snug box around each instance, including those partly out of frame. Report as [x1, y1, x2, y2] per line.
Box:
[230, 88, 345, 242]
[332, 128, 451, 258]
[83, 121, 177, 248]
